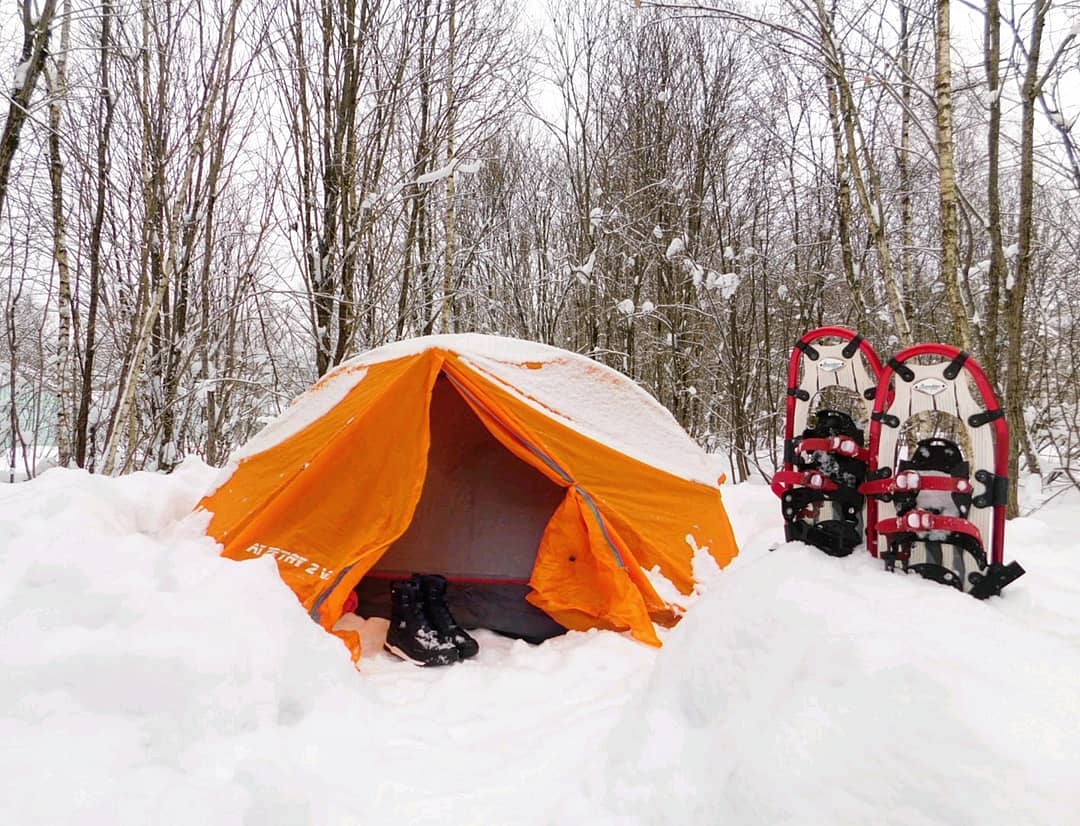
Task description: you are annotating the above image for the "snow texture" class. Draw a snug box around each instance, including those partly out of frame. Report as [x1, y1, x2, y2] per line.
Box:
[616, 298, 635, 316]
[590, 207, 604, 233]
[664, 237, 685, 259]
[220, 334, 718, 487]
[982, 86, 1001, 106]
[220, 365, 368, 475]
[573, 251, 596, 284]
[2, 472, 1077, 825]
[703, 271, 740, 299]
[12, 59, 30, 92]
[416, 161, 458, 185]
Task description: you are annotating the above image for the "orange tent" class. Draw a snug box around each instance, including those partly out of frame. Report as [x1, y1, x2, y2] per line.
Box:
[197, 334, 738, 661]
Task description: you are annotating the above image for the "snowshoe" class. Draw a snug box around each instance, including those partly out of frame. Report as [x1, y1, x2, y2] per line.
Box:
[861, 344, 1024, 598]
[772, 327, 883, 557]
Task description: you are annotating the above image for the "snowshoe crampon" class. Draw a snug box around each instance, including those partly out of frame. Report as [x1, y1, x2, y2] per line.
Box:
[861, 345, 1025, 598]
[772, 327, 883, 557]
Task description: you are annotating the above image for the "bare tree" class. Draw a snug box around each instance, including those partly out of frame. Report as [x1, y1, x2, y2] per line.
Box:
[0, 0, 59, 222]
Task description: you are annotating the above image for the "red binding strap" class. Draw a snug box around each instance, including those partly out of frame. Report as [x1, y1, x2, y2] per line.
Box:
[797, 436, 871, 463]
[771, 469, 839, 497]
[861, 472, 974, 497]
[874, 510, 983, 542]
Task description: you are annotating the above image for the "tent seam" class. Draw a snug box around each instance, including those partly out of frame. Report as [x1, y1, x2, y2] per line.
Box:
[444, 370, 625, 569]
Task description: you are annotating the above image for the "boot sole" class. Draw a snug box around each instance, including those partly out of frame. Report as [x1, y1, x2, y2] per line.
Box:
[384, 642, 457, 667]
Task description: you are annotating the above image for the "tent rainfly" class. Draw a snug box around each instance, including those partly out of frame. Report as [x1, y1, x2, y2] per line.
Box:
[197, 334, 738, 661]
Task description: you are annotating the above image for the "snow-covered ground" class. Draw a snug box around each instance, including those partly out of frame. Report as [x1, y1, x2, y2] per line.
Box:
[2, 462, 1078, 825]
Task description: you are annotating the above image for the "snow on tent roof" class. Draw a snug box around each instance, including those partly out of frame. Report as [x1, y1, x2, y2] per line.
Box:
[232, 334, 716, 487]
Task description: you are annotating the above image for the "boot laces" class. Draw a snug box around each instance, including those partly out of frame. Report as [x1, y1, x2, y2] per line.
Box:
[426, 598, 458, 634]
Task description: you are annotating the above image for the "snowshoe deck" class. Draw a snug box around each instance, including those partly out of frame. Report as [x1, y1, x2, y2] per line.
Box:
[772, 327, 883, 557]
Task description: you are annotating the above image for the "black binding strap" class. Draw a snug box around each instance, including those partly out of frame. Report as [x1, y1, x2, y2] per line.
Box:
[787, 387, 810, 401]
[973, 469, 1009, 508]
[968, 408, 1004, 428]
[841, 334, 863, 359]
[872, 411, 901, 428]
[944, 351, 969, 380]
[795, 340, 819, 361]
[887, 357, 915, 382]
[863, 387, 877, 401]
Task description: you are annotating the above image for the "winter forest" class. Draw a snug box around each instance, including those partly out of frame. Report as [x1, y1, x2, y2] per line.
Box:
[1, 0, 1078, 506]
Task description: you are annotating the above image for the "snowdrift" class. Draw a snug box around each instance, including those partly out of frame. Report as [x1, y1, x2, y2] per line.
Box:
[2, 465, 1078, 824]
[602, 542, 1080, 824]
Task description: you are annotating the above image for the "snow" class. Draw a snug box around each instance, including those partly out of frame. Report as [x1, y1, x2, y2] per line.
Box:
[222, 334, 718, 487]
[590, 207, 604, 233]
[12, 59, 30, 92]
[573, 250, 596, 284]
[616, 298, 635, 315]
[640, 299, 655, 314]
[2, 469, 1078, 824]
[414, 157, 483, 186]
[689, 261, 705, 288]
[225, 366, 368, 468]
[664, 236, 685, 259]
[703, 270, 740, 299]
[415, 160, 458, 185]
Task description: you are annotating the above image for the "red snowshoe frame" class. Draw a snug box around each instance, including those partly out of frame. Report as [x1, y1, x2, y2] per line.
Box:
[864, 344, 1007, 566]
[862, 343, 1022, 597]
[772, 326, 883, 556]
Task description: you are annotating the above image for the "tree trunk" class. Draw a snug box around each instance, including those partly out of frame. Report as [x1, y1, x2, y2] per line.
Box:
[982, 0, 1006, 382]
[442, 0, 458, 334]
[935, 0, 972, 351]
[75, 0, 113, 469]
[47, 1, 73, 467]
[0, 0, 60, 222]
[1004, 0, 1050, 517]
[899, 2, 916, 330]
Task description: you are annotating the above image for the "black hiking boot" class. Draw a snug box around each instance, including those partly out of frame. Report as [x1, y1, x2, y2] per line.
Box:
[416, 574, 480, 660]
[384, 579, 460, 667]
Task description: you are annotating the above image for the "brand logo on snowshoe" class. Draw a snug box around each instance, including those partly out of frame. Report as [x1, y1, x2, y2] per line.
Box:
[817, 357, 846, 373]
[913, 378, 949, 396]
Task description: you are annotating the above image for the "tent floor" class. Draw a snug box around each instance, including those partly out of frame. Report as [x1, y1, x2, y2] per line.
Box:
[352, 573, 567, 645]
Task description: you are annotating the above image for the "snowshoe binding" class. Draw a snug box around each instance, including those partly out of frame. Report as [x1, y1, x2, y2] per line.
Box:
[861, 345, 1025, 598]
[772, 327, 883, 557]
